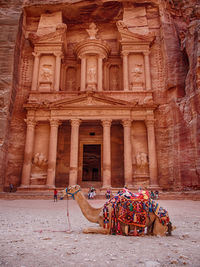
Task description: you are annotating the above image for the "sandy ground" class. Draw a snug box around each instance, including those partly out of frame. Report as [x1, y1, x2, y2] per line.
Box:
[0, 198, 200, 267]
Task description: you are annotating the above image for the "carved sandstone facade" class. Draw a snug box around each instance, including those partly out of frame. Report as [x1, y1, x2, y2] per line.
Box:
[0, 0, 199, 191]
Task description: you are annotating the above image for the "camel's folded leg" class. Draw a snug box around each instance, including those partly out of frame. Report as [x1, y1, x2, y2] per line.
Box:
[83, 227, 110, 235]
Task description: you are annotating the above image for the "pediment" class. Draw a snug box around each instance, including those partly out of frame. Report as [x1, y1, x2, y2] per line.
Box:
[28, 25, 67, 45]
[116, 21, 155, 44]
[50, 93, 134, 108]
[119, 30, 155, 43]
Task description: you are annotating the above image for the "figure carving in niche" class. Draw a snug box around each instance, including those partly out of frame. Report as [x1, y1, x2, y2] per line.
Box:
[88, 67, 97, 82]
[135, 152, 148, 175]
[33, 153, 48, 169]
[40, 64, 53, 82]
[86, 22, 98, 40]
[110, 65, 119, 91]
[66, 67, 76, 91]
[131, 64, 144, 89]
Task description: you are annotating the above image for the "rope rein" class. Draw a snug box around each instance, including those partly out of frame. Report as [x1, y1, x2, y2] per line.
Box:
[65, 187, 81, 233]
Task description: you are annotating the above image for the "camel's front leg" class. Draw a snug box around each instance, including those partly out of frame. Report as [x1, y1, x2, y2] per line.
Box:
[83, 227, 110, 235]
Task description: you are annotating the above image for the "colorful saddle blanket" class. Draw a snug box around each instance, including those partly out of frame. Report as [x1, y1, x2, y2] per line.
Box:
[103, 189, 170, 234]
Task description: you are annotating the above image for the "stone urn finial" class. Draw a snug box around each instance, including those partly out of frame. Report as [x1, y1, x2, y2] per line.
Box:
[86, 22, 98, 39]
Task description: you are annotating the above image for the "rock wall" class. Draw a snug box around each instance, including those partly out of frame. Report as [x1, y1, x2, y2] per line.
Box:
[0, 0, 24, 191]
[155, 0, 200, 189]
[0, 0, 199, 191]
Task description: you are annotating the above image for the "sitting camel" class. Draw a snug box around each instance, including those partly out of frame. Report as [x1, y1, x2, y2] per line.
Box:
[64, 185, 175, 236]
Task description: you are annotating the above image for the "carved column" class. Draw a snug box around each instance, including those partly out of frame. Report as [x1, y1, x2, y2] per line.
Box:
[144, 51, 152, 90]
[122, 51, 129, 91]
[80, 56, 86, 91]
[69, 119, 81, 186]
[54, 52, 62, 91]
[31, 52, 40, 91]
[102, 119, 112, 188]
[146, 120, 158, 187]
[21, 118, 36, 186]
[98, 56, 103, 91]
[46, 119, 60, 187]
[122, 119, 133, 187]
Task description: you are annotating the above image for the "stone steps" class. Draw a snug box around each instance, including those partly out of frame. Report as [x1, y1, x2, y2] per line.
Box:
[0, 190, 200, 200]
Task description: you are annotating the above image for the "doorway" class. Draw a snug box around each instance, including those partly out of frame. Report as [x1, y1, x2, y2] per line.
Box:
[82, 144, 101, 181]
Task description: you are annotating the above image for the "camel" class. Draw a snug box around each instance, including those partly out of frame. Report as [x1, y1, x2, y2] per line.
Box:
[64, 185, 175, 236]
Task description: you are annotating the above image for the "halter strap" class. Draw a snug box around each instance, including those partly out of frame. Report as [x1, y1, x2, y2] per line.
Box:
[66, 187, 81, 200]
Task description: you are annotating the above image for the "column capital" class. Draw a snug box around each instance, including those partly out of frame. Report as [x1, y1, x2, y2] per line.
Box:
[122, 119, 132, 128]
[145, 119, 155, 128]
[49, 119, 60, 127]
[98, 54, 105, 60]
[101, 119, 112, 127]
[143, 51, 150, 56]
[24, 118, 36, 127]
[71, 119, 81, 127]
[79, 54, 86, 60]
[54, 52, 63, 58]
[121, 51, 129, 57]
[32, 52, 40, 58]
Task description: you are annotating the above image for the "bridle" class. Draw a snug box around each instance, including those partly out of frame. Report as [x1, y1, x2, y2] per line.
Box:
[66, 186, 81, 200]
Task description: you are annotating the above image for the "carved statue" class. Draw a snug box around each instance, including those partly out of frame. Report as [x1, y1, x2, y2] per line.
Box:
[33, 153, 48, 168]
[40, 65, 53, 82]
[131, 64, 143, 82]
[88, 67, 96, 82]
[86, 22, 98, 39]
[136, 152, 148, 169]
[110, 66, 119, 90]
[131, 64, 144, 89]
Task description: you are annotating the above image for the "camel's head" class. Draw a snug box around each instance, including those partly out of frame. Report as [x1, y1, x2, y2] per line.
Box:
[66, 184, 81, 199]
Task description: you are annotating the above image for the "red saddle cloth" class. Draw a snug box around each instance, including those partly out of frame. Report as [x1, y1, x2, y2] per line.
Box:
[117, 197, 148, 227]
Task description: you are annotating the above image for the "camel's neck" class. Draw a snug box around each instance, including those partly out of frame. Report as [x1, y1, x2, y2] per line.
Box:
[74, 191, 102, 223]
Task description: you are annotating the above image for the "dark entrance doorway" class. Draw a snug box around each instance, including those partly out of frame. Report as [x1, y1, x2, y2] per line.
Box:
[82, 144, 101, 181]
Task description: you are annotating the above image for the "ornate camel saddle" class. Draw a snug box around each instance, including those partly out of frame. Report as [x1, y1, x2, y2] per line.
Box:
[103, 188, 169, 235]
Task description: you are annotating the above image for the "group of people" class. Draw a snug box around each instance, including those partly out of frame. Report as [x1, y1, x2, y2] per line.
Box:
[52, 186, 159, 201]
[88, 187, 96, 199]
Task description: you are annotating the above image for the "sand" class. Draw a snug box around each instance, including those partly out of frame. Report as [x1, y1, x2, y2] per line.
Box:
[0, 198, 200, 267]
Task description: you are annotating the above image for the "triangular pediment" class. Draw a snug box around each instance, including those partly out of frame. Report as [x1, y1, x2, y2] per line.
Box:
[28, 25, 67, 45]
[119, 30, 155, 43]
[50, 92, 134, 108]
[116, 21, 155, 43]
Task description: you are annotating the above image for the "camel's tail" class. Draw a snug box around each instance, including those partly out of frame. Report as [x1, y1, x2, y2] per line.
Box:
[167, 221, 176, 236]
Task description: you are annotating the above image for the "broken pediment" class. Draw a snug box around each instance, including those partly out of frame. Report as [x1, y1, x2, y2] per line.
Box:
[29, 24, 67, 45]
[49, 92, 135, 108]
[28, 11, 67, 47]
[116, 20, 155, 44]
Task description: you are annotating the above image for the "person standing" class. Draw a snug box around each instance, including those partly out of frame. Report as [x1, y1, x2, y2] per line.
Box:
[9, 183, 13, 193]
[54, 188, 58, 202]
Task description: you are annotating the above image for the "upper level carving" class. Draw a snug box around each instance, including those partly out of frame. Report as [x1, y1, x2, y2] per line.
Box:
[27, 6, 156, 94]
